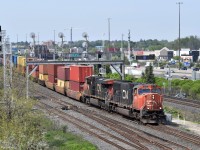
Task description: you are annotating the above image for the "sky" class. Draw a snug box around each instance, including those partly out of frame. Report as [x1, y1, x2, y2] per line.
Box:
[0, 0, 200, 43]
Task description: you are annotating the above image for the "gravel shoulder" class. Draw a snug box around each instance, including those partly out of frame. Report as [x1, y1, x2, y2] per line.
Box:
[172, 118, 200, 136]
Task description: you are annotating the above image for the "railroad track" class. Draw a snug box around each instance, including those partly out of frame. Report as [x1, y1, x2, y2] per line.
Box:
[164, 97, 200, 109]
[148, 124, 200, 147]
[31, 88, 191, 150]
[14, 77, 199, 149]
[37, 100, 143, 150]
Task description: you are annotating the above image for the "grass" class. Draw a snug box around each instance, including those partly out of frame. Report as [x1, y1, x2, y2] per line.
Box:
[164, 106, 183, 119]
[45, 130, 98, 150]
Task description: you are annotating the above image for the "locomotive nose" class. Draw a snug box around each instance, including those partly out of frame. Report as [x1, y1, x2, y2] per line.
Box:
[145, 94, 161, 110]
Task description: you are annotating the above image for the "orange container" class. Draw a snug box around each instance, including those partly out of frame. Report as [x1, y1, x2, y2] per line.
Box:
[39, 64, 48, 74]
[70, 65, 93, 82]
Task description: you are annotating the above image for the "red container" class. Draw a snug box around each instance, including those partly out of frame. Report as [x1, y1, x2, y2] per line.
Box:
[70, 65, 93, 82]
[39, 65, 48, 74]
[48, 64, 64, 76]
[57, 66, 70, 81]
[31, 65, 39, 71]
[48, 74, 57, 83]
[31, 70, 39, 78]
[69, 81, 84, 92]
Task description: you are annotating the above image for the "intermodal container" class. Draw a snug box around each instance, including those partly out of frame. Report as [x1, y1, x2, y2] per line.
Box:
[48, 64, 64, 76]
[70, 65, 93, 82]
[55, 85, 65, 95]
[48, 74, 57, 83]
[57, 66, 70, 81]
[39, 65, 48, 74]
[17, 56, 22, 65]
[17, 65, 26, 74]
[13, 55, 18, 65]
[21, 58, 26, 66]
[57, 79, 65, 88]
[12, 55, 14, 64]
[31, 65, 39, 71]
[45, 81, 54, 90]
[69, 80, 84, 92]
[65, 81, 69, 89]
[39, 73, 48, 81]
[17, 56, 25, 66]
[31, 70, 39, 78]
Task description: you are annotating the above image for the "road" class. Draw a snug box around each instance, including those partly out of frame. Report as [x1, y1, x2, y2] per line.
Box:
[125, 66, 196, 79]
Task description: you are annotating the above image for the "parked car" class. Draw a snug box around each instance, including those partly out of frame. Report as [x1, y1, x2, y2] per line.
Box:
[193, 67, 199, 71]
[174, 93, 186, 98]
[181, 75, 188, 79]
[160, 66, 164, 69]
[170, 70, 175, 73]
[181, 67, 187, 70]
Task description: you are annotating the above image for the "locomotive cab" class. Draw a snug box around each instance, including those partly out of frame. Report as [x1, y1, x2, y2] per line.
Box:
[132, 85, 166, 124]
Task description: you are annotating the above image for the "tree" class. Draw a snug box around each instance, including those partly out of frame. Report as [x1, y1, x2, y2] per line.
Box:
[142, 64, 155, 84]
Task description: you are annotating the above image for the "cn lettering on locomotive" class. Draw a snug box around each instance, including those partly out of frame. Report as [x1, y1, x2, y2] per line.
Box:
[122, 90, 128, 99]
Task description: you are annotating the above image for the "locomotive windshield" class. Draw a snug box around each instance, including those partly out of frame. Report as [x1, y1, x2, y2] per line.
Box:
[152, 88, 162, 94]
[138, 87, 162, 95]
[138, 88, 151, 95]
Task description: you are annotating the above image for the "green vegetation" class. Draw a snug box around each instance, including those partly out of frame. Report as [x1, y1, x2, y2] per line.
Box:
[13, 35, 200, 52]
[141, 64, 155, 84]
[164, 106, 183, 119]
[0, 67, 97, 149]
[45, 130, 97, 150]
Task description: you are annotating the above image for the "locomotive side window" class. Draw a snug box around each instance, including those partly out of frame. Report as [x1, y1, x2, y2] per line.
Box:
[138, 88, 150, 95]
[134, 88, 137, 95]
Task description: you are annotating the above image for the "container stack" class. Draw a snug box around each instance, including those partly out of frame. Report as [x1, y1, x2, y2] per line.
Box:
[12, 55, 18, 67]
[38, 64, 48, 86]
[30, 65, 39, 82]
[67, 65, 93, 100]
[17, 56, 26, 75]
[55, 66, 70, 95]
[45, 64, 64, 90]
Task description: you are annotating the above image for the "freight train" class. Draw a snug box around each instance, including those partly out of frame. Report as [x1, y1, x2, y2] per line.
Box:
[12, 55, 166, 124]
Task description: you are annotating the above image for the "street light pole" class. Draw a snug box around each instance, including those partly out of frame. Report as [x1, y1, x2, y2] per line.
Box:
[108, 18, 111, 50]
[53, 30, 56, 60]
[177, 2, 183, 70]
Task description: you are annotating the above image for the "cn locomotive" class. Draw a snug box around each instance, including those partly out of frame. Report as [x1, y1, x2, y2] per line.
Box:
[83, 76, 166, 124]
[12, 54, 166, 124]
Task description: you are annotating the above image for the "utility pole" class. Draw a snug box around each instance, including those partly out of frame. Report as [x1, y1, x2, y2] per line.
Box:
[53, 30, 56, 60]
[121, 34, 124, 60]
[102, 33, 105, 52]
[70, 27, 72, 47]
[121, 33, 125, 80]
[17, 34, 18, 52]
[108, 18, 111, 51]
[128, 30, 131, 65]
[177, 2, 183, 70]
[38, 32, 39, 44]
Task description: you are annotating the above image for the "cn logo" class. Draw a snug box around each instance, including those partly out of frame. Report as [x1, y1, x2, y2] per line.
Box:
[122, 90, 128, 99]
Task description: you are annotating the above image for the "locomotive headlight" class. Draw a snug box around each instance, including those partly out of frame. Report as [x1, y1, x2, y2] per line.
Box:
[147, 107, 149, 109]
[159, 107, 162, 109]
